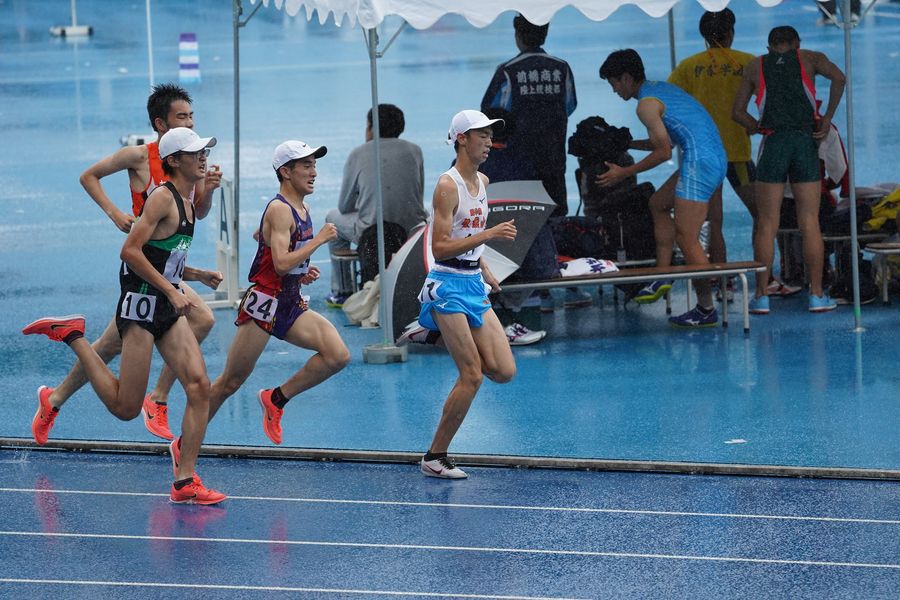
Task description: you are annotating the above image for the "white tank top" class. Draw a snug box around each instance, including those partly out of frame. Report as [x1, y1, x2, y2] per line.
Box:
[432, 166, 487, 274]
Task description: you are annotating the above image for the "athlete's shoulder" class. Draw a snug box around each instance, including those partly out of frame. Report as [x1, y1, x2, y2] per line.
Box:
[142, 183, 176, 214]
[729, 48, 756, 63]
[674, 51, 707, 70]
[113, 143, 150, 169]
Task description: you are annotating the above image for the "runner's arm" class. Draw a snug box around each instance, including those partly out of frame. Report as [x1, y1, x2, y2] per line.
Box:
[599, 99, 670, 186]
[80, 145, 147, 233]
[431, 174, 515, 260]
[192, 164, 222, 220]
[732, 59, 760, 135]
[264, 202, 337, 276]
[809, 50, 846, 139]
[120, 190, 192, 313]
[183, 266, 223, 290]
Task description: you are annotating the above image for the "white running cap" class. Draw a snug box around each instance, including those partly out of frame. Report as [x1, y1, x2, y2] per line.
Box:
[272, 140, 327, 170]
[158, 127, 216, 159]
[446, 110, 504, 145]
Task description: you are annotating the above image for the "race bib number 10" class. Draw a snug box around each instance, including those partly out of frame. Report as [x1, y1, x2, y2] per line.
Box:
[242, 289, 279, 323]
[120, 291, 157, 322]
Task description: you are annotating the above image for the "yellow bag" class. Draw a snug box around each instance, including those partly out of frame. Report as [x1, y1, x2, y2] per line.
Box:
[864, 187, 900, 232]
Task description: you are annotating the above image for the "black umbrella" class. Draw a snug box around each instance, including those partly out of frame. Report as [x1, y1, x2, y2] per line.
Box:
[382, 180, 556, 341]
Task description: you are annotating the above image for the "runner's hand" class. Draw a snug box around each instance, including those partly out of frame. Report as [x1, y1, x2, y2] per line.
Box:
[168, 289, 194, 316]
[205, 165, 223, 192]
[483, 271, 501, 293]
[489, 220, 516, 241]
[112, 210, 135, 233]
[198, 270, 224, 290]
[597, 162, 628, 187]
[813, 116, 832, 140]
[315, 223, 338, 244]
[300, 265, 320, 285]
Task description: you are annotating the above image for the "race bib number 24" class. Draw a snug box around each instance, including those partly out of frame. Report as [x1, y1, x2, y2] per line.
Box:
[242, 289, 279, 323]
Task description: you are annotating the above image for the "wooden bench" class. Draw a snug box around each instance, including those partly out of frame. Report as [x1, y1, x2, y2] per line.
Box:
[499, 261, 767, 333]
[865, 242, 900, 305]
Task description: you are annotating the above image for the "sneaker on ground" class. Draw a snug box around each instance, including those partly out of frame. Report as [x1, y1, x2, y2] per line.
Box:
[634, 280, 673, 305]
[32, 386, 58, 446]
[504, 323, 546, 346]
[169, 436, 202, 483]
[325, 293, 348, 308]
[396, 321, 433, 346]
[834, 293, 876, 306]
[766, 280, 802, 297]
[749, 295, 770, 314]
[420, 456, 468, 479]
[142, 394, 174, 440]
[809, 293, 837, 313]
[170, 476, 227, 505]
[563, 288, 592, 308]
[22, 315, 85, 343]
[669, 305, 718, 328]
[258, 389, 284, 445]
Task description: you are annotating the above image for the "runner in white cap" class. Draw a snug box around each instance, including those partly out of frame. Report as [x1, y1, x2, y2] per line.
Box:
[23, 128, 226, 505]
[417, 110, 518, 479]
[201, 140, 349, 447]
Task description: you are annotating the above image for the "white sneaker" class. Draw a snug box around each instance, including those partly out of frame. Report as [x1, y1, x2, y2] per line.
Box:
[421, 456, 468, 479]
[396, 321, 433, 346]
[504, 322, 546, 346]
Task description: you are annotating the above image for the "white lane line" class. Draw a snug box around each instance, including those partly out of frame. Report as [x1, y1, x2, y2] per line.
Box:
[1, 487, 897, 525]
[0, 578, 587, 600]
[1, 531, 898, 570]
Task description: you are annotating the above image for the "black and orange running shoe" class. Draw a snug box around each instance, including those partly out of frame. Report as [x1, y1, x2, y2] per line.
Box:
[22, 315, 85, 343]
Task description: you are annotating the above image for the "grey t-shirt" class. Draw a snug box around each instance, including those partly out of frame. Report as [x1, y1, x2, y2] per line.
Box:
[337, 137, 427, 240]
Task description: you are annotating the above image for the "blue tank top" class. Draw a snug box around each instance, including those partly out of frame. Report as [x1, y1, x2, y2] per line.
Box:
[636, 81, 724, 164]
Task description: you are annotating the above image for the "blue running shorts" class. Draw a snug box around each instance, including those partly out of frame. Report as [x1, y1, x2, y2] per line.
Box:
[418, 270, 492, 331]
[676, 153, 727, 202]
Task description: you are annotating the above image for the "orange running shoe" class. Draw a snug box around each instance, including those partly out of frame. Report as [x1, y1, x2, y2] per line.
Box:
[169, 476, 226, 505]
[169, 436, 201, 484]
[22, 315, 85, 343]
[32, 386, 58, 446]
[142, 394, 174, 440]
[258, 389, 283, 445]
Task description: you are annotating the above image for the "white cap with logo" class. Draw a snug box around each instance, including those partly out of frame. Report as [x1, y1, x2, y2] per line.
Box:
[272, 140, 328, 170]
[446, 110, 504, 145]
[158, 127, 217, 159]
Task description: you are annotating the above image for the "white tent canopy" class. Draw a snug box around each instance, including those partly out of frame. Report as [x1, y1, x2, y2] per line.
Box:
[252, 0, 780, 29]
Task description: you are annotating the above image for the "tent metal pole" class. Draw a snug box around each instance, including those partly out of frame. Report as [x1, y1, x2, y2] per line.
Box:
[368, 28, 391, 344]
[233, 0, 242, 282]
[230, 0, 261, 284]
[146, 0, 154, 88]
[667, 9, 676, 71]
[842, 0, 862, 330]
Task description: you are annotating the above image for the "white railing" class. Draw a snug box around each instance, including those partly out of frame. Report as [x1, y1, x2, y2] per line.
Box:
[203, 177, 243, 309]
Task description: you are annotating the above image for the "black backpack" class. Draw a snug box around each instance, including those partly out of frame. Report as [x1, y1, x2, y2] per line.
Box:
[567, 116, 632, 162]
[357, 221, 408, 284]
